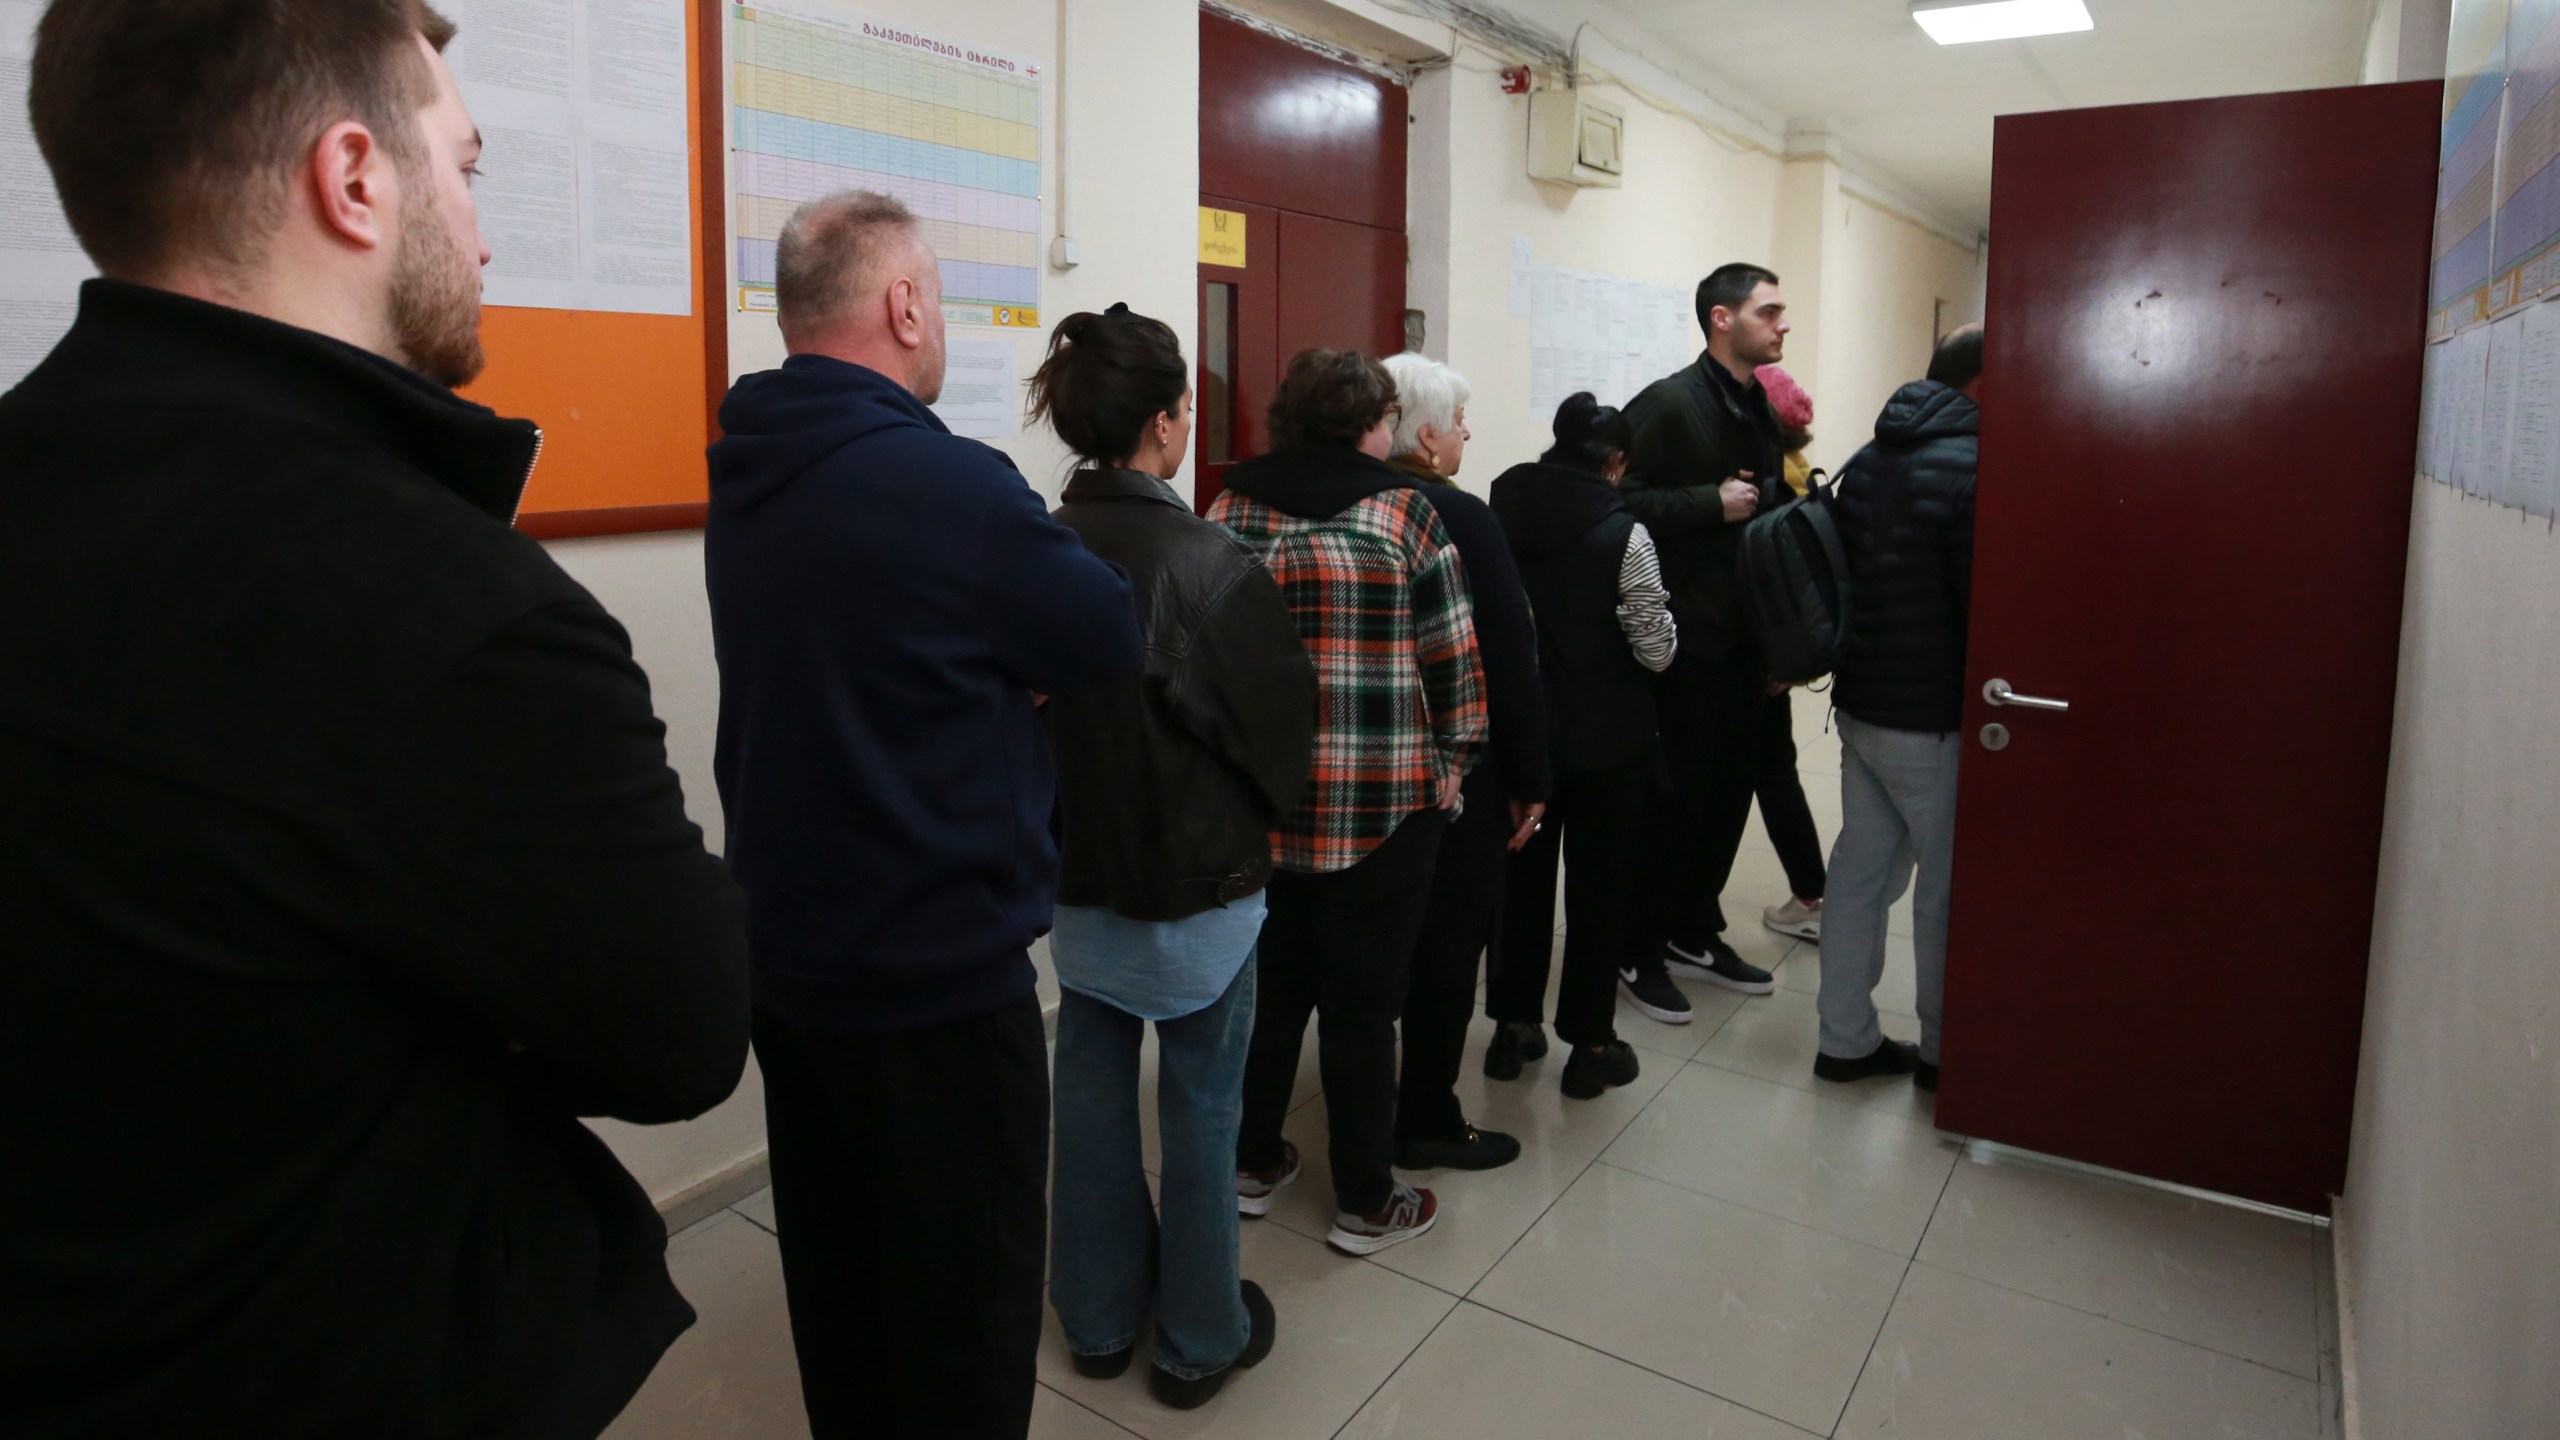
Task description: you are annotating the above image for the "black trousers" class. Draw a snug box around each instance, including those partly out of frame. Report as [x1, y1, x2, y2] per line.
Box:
[1755, 690, 1828, 901]
[1396, 765, 1511, 1142]
[753, 998, 1048, 1440]
[1631, 653, 1767, 963]
[1492, 758, 1654, 1047]
[1238, 808, 1447, 1216]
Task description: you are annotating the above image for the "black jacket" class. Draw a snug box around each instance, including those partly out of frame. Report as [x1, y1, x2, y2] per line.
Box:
[1490, 462, 1662, 771]
[1833, 381, 1982, 733]
[1618, 353, 1787, 668]
[1049, 468, 1317, 920]
[706, 357, 1141, 1033]
[0, 282, 750, 1438]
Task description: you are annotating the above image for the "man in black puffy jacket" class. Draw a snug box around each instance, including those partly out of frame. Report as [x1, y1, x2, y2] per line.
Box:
[1814, 326, 1984, 1093]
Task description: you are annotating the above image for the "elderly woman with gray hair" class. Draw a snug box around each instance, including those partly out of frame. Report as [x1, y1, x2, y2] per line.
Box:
[1374, 352, 1553, 1173]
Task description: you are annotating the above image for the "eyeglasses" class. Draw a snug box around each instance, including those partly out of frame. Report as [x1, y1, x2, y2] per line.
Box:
[1382, 405, 1403, 425]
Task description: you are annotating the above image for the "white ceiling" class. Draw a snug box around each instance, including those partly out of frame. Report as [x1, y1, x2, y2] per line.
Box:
[1607, 0, 2372, 234]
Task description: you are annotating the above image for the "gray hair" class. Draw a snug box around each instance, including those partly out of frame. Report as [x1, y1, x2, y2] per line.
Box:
[774, 189, 919, 341]
[1380, 353, 1470, 460]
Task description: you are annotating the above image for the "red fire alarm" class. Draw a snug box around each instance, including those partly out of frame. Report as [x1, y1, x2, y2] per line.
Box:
[1500, 65, 1533, 95]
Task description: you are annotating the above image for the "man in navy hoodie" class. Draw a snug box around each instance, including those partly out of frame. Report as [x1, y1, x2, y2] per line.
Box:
[705, 191, 1143, 1439]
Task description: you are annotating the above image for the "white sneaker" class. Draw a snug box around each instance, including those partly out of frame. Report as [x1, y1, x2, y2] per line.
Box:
[1763, 896, 1823, 942]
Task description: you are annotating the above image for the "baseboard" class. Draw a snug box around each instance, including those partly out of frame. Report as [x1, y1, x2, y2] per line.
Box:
[2332, 1193, 2365, 1440]
[654, 1149, 771, 1237]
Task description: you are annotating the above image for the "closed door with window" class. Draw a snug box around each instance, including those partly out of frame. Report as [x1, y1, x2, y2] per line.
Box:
[1194, 12, 1406, 512]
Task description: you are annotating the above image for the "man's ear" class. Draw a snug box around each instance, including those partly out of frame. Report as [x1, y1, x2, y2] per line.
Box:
[309, 121, 392, 252]
[887, 276, 923, 352]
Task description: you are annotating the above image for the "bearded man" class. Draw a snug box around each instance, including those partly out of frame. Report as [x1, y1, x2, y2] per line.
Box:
[0, 3, 750, 1435]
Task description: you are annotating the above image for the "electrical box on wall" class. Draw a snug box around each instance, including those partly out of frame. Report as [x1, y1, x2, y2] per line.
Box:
[1528, 89, 1626, 188]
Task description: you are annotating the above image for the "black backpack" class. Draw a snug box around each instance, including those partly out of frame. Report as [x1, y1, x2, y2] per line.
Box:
[1741, 469, 1853, 685]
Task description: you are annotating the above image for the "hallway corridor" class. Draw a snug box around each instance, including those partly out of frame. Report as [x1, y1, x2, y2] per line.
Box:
[606, 720, 2345, 1440]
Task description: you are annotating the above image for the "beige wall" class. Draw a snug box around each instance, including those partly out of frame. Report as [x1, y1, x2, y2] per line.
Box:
[568, 0, 1984, 1209]
[2339, 483, 2560, 1436]
[1805, 191, 1985, 475]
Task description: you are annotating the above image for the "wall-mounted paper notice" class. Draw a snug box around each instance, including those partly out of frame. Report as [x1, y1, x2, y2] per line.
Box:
[931, 339, 1019, 440]
[442, 0, 693, 316]
[0, 0, 95, 392]
[2514, 299, 2560, 519]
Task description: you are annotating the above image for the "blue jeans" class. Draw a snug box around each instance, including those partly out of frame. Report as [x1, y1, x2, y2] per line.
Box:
[1050, 958, 1256, 1379]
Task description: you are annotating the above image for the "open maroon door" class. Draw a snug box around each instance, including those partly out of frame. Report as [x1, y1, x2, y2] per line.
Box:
[1936, 83, 2440, 1215]
[1194, 10, 1406, 513]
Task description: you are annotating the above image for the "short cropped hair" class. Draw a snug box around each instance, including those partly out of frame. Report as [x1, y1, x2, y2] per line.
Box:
[774, 190, 922, 342]
[1379, 354, 1470, 461]
[1928, 323, 1986, 390]
[30, 0, 454, 277]
[1268, 349, 1397, 453]
[1696, 263, 1780, 334]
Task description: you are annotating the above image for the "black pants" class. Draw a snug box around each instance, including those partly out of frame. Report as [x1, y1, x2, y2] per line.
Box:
[1755, 690, 1828, 901]
[1239, 808, 1447, 1216]
[753, 998, 1048, 1440]
[1492, 758, 1654, 1047]
[1397, 766, 1510, 1142]
[1631, 653, 1767, 963]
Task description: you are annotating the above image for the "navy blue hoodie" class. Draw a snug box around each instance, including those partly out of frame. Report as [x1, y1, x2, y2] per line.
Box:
[706, 356, 1142, 1032]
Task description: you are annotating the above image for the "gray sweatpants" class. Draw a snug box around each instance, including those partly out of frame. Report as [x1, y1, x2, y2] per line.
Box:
[1818, 715, 1960, 1064]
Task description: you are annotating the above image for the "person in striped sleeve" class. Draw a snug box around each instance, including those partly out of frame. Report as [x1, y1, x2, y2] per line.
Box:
[1211, 348, 1489, 1257]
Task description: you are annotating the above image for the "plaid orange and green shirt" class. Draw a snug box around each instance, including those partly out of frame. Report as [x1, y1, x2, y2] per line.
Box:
[1209, 484, 1488, 873]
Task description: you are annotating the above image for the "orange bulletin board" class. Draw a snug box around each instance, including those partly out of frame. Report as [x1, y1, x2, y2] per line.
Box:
[465, 0, 728, 542]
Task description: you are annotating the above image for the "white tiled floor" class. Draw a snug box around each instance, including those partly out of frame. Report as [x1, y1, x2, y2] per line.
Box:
[606, 740, 2341, 1439]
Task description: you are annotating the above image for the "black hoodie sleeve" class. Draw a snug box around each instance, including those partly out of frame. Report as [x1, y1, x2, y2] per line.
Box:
[973, 465, 1145, 697]
[1423, 488, 1553, 805]
[369, 599, 751, 1124]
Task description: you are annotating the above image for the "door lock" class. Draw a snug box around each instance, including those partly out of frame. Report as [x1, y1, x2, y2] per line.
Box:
[1980, 722, 2010, 751]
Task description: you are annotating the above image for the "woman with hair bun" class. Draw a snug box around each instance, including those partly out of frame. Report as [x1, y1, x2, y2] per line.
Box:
[1034, 304, 1317, 1410]
[1482, 391, 1678, 1099]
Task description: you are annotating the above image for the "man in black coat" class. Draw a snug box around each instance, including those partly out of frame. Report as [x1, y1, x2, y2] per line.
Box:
[1813, 325, 1986, 1093]
[0, 4, 750, 1435]
[1614, 263, 1794, 1023]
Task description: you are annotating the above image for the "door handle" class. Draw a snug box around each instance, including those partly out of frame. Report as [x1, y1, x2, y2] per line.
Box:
[1984, 678, 2070, 713]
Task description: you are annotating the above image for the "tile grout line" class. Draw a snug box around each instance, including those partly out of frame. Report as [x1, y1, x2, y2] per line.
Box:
[1583, 1155, 1936, 1264]
[1321, 1287, 1469, 1440]
[1895, 1253, 2330, 1386]
[1824, 1151, 1963, 1436]
[1038, 1380, 1147, 1438]
[1457, 1295, 1824, 1439]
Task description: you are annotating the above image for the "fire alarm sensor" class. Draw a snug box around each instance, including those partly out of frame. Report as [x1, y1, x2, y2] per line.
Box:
[1500, 66, 1532, 95]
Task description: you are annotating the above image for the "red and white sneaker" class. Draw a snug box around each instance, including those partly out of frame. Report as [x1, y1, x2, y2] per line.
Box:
[1326, 1182, 1437, 1256]
[1237, 1140, 1300, 1218]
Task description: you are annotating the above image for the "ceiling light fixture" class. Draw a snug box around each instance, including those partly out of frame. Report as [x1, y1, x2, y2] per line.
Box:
[1910, 0, 2094, 45]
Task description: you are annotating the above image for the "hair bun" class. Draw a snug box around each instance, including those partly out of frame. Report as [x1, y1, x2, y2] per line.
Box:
[1552, 390, 1602, 445]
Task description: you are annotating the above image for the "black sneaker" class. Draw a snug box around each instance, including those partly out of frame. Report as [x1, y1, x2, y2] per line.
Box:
[1664, 939, 1777, 994]
[1482, 1021, 1547, 1080]
[1147, 1280, 1277, 1409]
[1813, 1038, 1922, 1083]
[1915, 1059, 1940, 1093]
[1617, 964, 1694, 1024]
[1396, 1123, 1522, 1171]
[1560, 1040, 1642, 1100]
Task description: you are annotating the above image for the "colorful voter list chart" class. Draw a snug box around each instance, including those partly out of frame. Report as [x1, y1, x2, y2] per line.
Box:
[731, 2, 1042, 328]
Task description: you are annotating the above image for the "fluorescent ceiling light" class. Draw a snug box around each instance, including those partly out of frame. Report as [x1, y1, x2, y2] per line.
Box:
[1911, 0, 2094, 45]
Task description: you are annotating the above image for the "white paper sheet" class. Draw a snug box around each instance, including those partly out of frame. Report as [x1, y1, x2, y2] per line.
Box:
[2516, 299, 2560, 519]
[2483, 310, 2526, 508]
[443, 0, 692, 315]
[929, 338, 1018, 439]
[0, 0, 95, 391]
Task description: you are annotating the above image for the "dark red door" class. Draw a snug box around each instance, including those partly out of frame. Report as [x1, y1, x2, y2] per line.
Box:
[1936, 83, 2440, 1215]
[1195, 11, 1406, 512]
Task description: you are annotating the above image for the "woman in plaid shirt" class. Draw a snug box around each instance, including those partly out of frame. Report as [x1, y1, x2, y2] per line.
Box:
[1211, 349, 1489, 1257]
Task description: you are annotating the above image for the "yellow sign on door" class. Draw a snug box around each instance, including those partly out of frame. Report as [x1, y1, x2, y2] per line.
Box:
[1198, 207, 1248, 267]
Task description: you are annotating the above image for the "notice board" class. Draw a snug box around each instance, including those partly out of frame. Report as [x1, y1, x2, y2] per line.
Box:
[447, 0, 729, 539]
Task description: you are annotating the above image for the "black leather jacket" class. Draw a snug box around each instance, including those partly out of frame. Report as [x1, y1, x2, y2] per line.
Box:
[1050, 468, 1318, 920]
